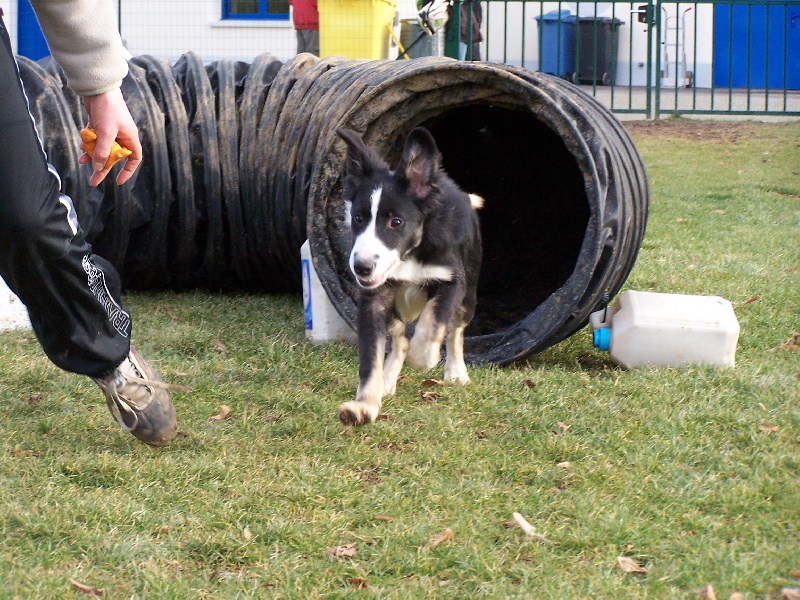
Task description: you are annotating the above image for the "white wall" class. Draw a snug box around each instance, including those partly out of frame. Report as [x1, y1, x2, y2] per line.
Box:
[120, 0, 297, 63]
[4, 0, 297, 63]
[5, 0, 715, 86]
[4, 2, 19, 45]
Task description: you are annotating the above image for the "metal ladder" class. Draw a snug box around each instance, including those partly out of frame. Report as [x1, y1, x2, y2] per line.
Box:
[661, 5, 693, 87]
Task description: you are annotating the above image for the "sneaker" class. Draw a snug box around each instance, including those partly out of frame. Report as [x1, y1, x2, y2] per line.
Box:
[93, 348, 178, 446]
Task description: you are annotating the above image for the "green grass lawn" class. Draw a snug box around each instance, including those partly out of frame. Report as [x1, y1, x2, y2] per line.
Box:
[1, 120, 798, 598]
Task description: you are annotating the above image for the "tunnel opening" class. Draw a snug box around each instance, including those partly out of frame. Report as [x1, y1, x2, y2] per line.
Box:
[305, 60, 648, 365]
[424, 105, 589, 336]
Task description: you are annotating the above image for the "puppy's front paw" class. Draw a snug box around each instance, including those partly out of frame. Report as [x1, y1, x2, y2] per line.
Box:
[338, 401, 380, 427]
[444, 364, 470, 385]
[384, 379, 398, 396]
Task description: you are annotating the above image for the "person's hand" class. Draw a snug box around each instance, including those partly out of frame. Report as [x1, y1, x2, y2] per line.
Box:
[79, 88, 143, 186]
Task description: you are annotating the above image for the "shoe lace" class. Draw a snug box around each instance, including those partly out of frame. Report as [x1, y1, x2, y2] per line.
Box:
[95, 368, 173, 432]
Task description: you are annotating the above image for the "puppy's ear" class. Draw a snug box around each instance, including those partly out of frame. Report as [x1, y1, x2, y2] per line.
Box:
[336, 128, 387, 192]
[397, 127, 440, 201]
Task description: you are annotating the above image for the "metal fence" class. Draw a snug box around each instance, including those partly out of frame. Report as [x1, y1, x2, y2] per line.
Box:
[8, 0, 800, 119]
[469, 0, 800, 118]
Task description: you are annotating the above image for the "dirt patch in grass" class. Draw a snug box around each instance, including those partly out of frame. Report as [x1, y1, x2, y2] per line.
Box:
[623, 119, 797, 144]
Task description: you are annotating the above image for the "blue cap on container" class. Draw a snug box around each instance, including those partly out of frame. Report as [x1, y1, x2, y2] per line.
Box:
[593, 328, 611, 351]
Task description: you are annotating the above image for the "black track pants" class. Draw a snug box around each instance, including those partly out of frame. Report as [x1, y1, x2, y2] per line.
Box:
[0, 16, 130, 377]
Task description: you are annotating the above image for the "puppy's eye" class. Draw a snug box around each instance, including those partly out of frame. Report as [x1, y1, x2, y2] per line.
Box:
[389, 217, 404, 229]
[353, 214, 364, 225]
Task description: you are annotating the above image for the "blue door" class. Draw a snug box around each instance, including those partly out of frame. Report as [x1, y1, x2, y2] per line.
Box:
[713, 2, 800, 89]
[17, 0, 50, 60]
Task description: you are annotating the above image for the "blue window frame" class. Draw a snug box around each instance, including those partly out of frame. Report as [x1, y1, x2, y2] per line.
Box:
[223, 0, 290, 21]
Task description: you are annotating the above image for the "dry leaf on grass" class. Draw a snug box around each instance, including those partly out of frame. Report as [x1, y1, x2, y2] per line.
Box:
[426, 528, 453, 550]
[327, 542, 357, 559]
[760, 422, 779, 433]
[616, 556, 647, 574]
[68, 578, 104, 597]
[693, 584, 717, 599]
[210, 405, 231, 421]
[552, 422, 570, 435]
[373, 515, 396, 522]
[421, 378, 444, 387]
[772, 332, 800, 352]
[243, 527, 252, 541]
[738, 295, 760, 309]
[781, 588, 800, 600]
[790, 569, 800, 578]
[511, 512, 550, 543]
[729, 593, 745, 600]
[419, 390, 442, 401]
[522, 378, 537, 389]
[349, 577, 368, 589]
[213, 339, 229, 353]
[557, 461, 571, 469]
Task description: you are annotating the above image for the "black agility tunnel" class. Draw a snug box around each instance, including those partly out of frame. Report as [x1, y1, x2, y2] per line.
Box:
[18, 52, 648, 365]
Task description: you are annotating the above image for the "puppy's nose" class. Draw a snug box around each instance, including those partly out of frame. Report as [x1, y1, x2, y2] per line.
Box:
[353, 254, 376, 277]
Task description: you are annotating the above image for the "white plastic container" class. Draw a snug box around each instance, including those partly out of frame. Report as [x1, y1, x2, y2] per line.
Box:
[589, 290, 740, 368]
[301, 240, 357, 344]
[0, 276, 31, 332]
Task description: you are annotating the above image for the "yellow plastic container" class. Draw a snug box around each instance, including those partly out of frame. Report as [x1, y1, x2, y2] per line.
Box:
[319, 0, 397, 59]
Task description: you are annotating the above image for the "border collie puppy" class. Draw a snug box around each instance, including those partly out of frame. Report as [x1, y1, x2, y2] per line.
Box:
[335, 127, 483, 426]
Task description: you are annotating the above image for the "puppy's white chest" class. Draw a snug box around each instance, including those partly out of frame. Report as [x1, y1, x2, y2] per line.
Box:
[394, 284, 428, 323]
[391, 259, 452, 284]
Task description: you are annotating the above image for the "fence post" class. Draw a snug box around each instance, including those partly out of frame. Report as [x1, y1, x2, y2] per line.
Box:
[653, 0, 663, 119]
[446, 0, 462, 58]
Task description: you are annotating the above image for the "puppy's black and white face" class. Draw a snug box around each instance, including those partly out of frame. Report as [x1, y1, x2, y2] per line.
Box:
[337, 128, 443, 290]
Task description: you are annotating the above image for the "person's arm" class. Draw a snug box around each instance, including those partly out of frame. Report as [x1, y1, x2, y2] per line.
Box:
[30, 0, 141, 185]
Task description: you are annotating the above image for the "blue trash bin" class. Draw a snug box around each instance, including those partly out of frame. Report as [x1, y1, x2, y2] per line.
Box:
[535, 9, 577, 81]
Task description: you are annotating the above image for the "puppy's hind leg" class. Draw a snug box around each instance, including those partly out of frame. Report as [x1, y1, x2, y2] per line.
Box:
[408, 299, 446, 371]
[444, 323, 470, 385]
[383, 318, 408, 396]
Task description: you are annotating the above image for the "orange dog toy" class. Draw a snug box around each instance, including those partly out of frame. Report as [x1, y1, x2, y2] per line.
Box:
[80, 128, 132, 169]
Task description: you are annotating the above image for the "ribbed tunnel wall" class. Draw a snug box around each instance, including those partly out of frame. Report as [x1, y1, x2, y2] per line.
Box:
[18, 53, 648, 365]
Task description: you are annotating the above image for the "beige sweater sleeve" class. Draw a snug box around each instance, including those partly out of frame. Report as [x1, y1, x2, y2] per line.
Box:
[29, 0, 129, 96]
